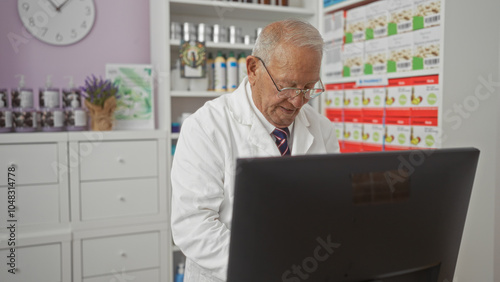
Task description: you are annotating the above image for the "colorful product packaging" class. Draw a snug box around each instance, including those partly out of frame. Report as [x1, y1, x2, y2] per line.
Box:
[324, 83, 344, 121]
[343, 115, 364, 152]
[362, 116, 385, 151]
[387, 32, 413, 73]
[387, 0, 413, 35]
[413, 26, 441, 70]
[362, 86, 386, 116]
[386, 77, 413, 117]
[342, 42, 364, 77]
[343, 82, 363, 116]
[364, 37, 388, 75]
[411, 75, 440, 117]
[324, 44, 343, 80]
[384, 116, 412, 150]
[413, 0, 441, 30]
[410, 116, 440, 149]
[366, 0, 388, 40]
[345, 6, 366, 43]
[324, 10, 345, 45]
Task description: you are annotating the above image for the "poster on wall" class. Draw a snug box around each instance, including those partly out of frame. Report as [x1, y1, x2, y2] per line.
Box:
[105, 64, 155, 130]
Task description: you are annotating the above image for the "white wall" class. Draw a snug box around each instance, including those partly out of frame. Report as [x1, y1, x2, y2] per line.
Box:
[441, 0, 500, 281]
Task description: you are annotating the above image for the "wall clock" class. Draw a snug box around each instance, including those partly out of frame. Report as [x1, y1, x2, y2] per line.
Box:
[18, 0, 96, 46]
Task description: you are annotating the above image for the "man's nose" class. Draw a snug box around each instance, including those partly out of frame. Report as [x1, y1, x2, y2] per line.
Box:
[289, 93, 307, 108]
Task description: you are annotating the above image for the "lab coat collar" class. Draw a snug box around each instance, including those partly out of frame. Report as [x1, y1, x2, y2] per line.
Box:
[228, 78, 314, 156]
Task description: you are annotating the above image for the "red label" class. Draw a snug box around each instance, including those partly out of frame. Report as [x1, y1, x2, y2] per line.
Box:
[385, 116, 411, 125]
[363, 116, 384, 124]
[411, 116, 438, 126]
[412, 75, 439, 85]
[326, 83, 343, 91]
[388, 77, 414, 87]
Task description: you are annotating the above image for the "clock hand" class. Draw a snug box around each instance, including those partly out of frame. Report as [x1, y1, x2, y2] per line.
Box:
[47, 0, 59, 11]
[56, 0, 70, 11]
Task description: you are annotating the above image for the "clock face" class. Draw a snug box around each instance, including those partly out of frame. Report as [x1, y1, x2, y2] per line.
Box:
[18, 0, 96, 46]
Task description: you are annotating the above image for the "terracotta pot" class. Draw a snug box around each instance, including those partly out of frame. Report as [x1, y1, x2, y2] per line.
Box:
[84, 96, 117, 131]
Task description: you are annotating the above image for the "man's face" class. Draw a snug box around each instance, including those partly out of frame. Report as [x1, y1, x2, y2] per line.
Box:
[248, 43, 322, 128]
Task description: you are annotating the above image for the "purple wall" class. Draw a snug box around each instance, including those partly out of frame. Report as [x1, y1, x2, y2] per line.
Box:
[0, 0, 150, 95]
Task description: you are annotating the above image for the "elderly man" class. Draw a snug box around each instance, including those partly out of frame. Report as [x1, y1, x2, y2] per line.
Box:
[171, 19, 339, 281]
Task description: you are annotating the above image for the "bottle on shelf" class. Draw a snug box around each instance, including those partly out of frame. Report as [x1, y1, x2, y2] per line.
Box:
[63, 76, 88, 131]
[39, 75, 64, 132]
[171, 58, 190, 91]
[238, 52, 247, 84]
[214, 51, 227, 92]
[227, 51, 238, 91]
[0, 88, 12, 133]
[174, 262, 185, 282]
[207, 52, 215, 91]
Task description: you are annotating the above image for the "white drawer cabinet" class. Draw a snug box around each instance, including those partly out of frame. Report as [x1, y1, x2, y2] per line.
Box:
[82, 232, 160, 277]
[82, 268, 160, 282]
[0, 184, 60, 228]
[79, 140, 158, 181]
[0, 243, 66, 282]
[0, 143, 59, 186]
[80, 178, 159, 221]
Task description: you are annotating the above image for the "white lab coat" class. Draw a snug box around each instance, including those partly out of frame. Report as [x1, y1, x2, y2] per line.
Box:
[171, 78, 339, 282]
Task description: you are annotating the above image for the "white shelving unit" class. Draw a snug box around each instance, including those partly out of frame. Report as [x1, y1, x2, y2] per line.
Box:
[150, 0, 321, 280]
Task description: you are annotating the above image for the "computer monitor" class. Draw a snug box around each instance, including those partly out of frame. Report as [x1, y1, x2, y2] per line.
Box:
[227, 148, 480, 282]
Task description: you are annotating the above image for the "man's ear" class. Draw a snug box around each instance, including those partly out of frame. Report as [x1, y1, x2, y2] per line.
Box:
[246, 56, 259, 85]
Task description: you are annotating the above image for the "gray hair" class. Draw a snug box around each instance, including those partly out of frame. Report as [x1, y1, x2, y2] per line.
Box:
[252, 19, 324, 64]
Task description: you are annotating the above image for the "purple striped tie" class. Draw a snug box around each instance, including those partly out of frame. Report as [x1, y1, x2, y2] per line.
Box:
[272, 127, 290, 156]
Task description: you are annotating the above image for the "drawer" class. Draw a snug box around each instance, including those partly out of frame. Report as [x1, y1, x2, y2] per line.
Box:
[83, 268, 159, 282]
[82, 232, 160, 277]
[0, 184, 60, 228]
[0, 143, 58, 185]
[80, 178, 159, 221]
[79, 140, 158, 181]
[0, 243, 62, 282]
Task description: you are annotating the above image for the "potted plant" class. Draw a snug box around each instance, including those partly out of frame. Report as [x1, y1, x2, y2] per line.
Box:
[81, 75, 119, 131]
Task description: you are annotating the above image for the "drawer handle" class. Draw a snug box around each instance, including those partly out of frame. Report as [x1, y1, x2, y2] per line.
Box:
[117, 157, 125, 164]
[119, 251, 127, 258]
[118, 196, 126, 202]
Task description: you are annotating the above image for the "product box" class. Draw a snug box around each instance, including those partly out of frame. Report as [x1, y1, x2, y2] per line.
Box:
[324, 44, 343, 80]
[331, 116, 344, 146]
[413, 0, 441, 30]
[411, 75, 440, 117]
[362, 86, 386, 116]
[362, 116, 385, 151]
[343, 115, 363, 152]
[384, 116, 412, 150]
[386, 77, 413, 117]
[364, 37, 388, 75]
[345, 6, 366, 43]
[342, 42, 364, 77]
[413, 26, 441, 70]
[366, 0, 388, 40]
[324, 83, 344, 121]
[387, 0, 413, 35]
[324, 0, 347, 8]
[410, 116, 440, 149]
[324, 10, 345, 44]
[343, 82, 363, 116]
[387, 32, 413, 73]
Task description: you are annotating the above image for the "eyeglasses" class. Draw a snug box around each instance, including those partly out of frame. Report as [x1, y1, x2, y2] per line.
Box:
[255, 56, 325, 100]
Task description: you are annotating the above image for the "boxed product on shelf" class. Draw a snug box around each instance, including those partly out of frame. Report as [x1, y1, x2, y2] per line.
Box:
[387, 32, 413, 73]
[364, 37, 388, 75]
[412, 26, 441, 70]
[384, 116, 412, 150]
[329, 115, 344, 145]
[411, 75, 440, 117]
[362, 116, 385, 151]
[386, 77, 413, 117]
[387, 0, 413, 35]
[345, 6, 366, 43]
[365, 0, 388, 40]
[410, 116, 440, 148]
[324, 0, 347, 8]
[343, 115, 363, 152]
[324, 44, 343, 80]
[413, 0, 441, 30]
[324, 10, 344, 45]
[342, 42, 364, 77]
[362, 86, 386, 116]
[324, 83, 344, 121]
[343, 82, 363, 116]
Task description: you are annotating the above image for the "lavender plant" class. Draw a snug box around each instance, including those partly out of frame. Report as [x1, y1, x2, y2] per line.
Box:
[81, 75, 119, 108]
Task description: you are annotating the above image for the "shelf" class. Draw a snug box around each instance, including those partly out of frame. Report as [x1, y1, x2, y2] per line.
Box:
[323, 0, 376, 13]
[323, 69, 440, 85]
[170, 91, 229, 98]
[170, 39, 254, 50]
[170, 0, 314, 21]
[171, 133, 180, 139]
